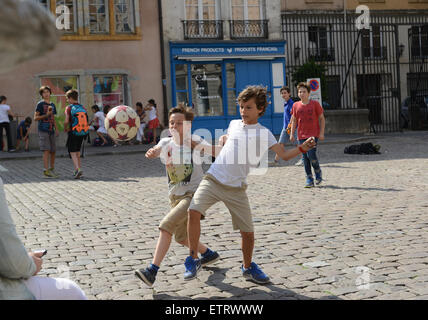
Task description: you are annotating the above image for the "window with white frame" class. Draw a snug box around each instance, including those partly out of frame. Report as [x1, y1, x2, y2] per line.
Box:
[231, 0, 264, 21]
[185, 0, 219, 20]
[230, 0, 266, 38]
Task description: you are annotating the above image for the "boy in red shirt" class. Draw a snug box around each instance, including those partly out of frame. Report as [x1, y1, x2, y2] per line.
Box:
[290, 82, 325, 187]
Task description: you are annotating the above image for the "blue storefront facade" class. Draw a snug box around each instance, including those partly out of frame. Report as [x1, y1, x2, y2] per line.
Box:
[170, 41, 287, 136]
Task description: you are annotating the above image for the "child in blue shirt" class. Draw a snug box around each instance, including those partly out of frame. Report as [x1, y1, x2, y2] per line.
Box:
[275, 86, 302, 166]
[16, 117, 32, 152]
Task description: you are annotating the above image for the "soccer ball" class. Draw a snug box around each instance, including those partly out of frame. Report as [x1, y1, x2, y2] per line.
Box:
[105, 105, 140, 141]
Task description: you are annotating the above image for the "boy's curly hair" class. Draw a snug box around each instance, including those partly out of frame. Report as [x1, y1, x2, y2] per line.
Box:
[237, 85, 269, 117]
[168, 102, 194, 121]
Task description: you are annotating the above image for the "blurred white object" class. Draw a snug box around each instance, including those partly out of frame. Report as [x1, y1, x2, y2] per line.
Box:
[0, 0, 59, 73]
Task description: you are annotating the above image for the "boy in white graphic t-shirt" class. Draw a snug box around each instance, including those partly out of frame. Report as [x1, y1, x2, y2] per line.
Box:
[184, 85, 316, 283]
[134, 104, 220, 287]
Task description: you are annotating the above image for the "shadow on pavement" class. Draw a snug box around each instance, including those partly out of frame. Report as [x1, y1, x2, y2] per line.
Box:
[320, 185, 403, 192]
[153, 267, 342, 300]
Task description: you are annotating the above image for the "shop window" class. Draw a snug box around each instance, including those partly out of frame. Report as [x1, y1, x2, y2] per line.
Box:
[40, 76, 79, 131]
[226, 63, 237, 116]
[175, 64, 189, 106]
[93, 75, 125, 107]
[191, 64, 223, 117]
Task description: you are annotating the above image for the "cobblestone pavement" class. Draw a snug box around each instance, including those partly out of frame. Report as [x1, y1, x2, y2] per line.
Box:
[1, 132, 428, 300]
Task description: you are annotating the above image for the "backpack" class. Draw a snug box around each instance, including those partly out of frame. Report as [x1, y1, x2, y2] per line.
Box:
[344, 143, 381, 155]
[70, 104, 89, 136]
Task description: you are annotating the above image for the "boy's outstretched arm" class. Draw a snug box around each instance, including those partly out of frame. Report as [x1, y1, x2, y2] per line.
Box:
[191, 134, 228, 157]
[271, 137, 316, 161]
[145, 146, 162, 159]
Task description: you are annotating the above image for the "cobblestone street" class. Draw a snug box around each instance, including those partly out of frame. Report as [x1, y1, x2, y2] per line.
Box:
[1, 132, 427, 300]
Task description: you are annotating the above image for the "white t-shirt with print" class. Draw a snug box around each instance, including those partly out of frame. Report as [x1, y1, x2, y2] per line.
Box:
[157, 135, 209, 197]
[0, 104, 11, 123]
[207, 120, 278, 187]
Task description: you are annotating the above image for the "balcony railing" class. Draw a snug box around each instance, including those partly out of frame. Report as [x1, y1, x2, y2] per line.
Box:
[183, 20, 223, 40]
[308, 47, 335, 62]
[230, 20, 268, 39]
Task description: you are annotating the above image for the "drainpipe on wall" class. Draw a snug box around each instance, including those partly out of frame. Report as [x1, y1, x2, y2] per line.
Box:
[158, 0, 168, 127]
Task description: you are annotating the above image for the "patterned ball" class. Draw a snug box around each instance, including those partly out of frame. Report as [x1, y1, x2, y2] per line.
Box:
[105, 105, 140, 141]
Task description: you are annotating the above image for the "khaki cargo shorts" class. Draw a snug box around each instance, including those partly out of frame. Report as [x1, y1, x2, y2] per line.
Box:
[159, 192, 199, 243]
[188, 174, 254, 233]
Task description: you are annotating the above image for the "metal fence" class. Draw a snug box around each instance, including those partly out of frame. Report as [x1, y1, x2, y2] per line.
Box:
[281, 11, 428, 132]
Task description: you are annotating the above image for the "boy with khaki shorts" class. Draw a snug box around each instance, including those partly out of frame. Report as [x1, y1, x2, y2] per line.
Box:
[134, 105, 220, 287]
[185, 86, 316, 283]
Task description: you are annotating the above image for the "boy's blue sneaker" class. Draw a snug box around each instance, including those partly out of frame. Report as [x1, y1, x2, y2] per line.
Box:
[183, 256, 201, 280]
[242, 262, 270, 284]
[305, 178, 315, 188]
[135, 267, 156, 287]
[200, 249, 220, 267]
